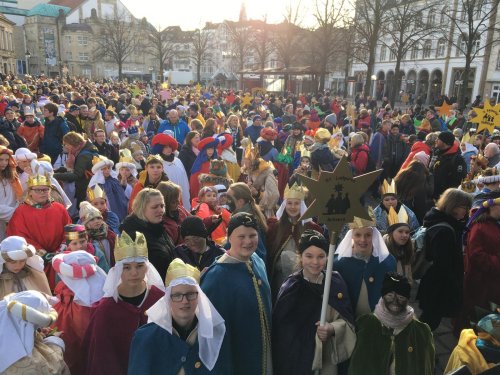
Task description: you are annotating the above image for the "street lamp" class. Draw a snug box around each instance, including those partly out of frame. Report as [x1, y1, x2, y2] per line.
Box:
[148, 66, 154, 82]
[371, 74, 377, 98]
[25, 51, 31, 75]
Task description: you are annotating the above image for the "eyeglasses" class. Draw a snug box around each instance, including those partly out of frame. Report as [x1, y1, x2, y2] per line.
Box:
[31, 188, 50, 193]
[170, 292, 198, 302]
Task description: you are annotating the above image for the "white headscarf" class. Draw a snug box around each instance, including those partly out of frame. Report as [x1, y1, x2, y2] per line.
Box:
[146, 277, 225, 371]
[89, 168, 119, 187]
[30, 159, 72, 209]
[276, 199, 311, 225]
[0, 236, 44, 273]
[52, 251, 107, 307]
[0, 290, 58, 373]
[335, 227, 390, 262]
[102, 257, 164, 302]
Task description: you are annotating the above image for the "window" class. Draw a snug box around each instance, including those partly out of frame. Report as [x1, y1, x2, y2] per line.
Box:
[77, 35, 88, 46]
[456, 34, 466, 56]
[389, 44, 396, 60]
[472, 37, 480, 54]
[79, 52, 89, 62]
[66, 51, 73, 60]
[474, 0, 483, 19]
[65, 35, 71, 44]
[437, 38, 446, 57]
[380, 45, 387, 61]
[427, 12, 436, 27]
[410, 45, 420, 59]
[497, 51, 500, 70]
[423, 40, 432, 58]
[440, 7, 448, 24]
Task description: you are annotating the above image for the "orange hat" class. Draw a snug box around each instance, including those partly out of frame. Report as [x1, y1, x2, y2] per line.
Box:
[260, 128, 277, 141]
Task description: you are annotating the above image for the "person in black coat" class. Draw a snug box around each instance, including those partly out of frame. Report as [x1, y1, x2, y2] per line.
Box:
[383, 123, 409, 178]
[417, 188, 472, 330]
[120, 188, 176, 279]
[178, 131, 200, 179]
[310, 128, 338, 175]
[93, 129, 119, 164]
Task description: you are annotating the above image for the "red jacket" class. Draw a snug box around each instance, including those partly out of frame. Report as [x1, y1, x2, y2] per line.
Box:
[400, 141, 431, 170]
[350, 144, 370, 175]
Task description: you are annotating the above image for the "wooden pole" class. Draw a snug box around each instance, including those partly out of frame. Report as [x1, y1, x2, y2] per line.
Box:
[315, 232, 337, 375]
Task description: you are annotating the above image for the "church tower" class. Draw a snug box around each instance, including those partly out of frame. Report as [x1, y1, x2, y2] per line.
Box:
[239, 1, 248, 22]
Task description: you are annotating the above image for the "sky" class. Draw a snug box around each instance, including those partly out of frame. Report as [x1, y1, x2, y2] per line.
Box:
[121, 0, 316, 31]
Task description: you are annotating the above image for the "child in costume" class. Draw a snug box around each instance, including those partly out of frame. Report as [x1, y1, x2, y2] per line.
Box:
[116, 148, 138, 200]
[60, 224, 110, 272]
[0, 235, 51, 299]
[0, 145, 22, 241]
[88, 155, 128, 222]
[51, 251, 106, 375]
[0, 290, 69, 375]
[79, 202, 115, 270]
[86, 184, 120, 235]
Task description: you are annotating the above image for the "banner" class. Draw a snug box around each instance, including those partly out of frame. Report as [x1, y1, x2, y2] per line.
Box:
[43, 28, 56, 66]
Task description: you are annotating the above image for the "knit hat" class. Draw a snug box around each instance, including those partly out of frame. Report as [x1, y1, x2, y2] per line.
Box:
[180, 216, 208, 238]
[260, 128, 277, 141]
[79, 201, 103, 225]
[227, 212, 258, 237]
[381, 272, 411, 299]
[438, 131, 455, 146]
[274, 117, 282, 124]
[413, 151, 430, 166]
[298, 229, 329, 254]
[64, 224, 87, 243]
[314, 128, 331, 143]
[151, 133, 178, 152]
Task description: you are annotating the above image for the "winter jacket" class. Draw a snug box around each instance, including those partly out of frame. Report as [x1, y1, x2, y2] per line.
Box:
[157, 119, 190, 145]
[178, 144, 197, 178]
[430, 141, 467, 199]
[17, 120, 44, 152]
[400, 141, 431, 170]
[383, 134, 409, 178]
[350, 144, 370, 175]
[39, 116, 69, 163]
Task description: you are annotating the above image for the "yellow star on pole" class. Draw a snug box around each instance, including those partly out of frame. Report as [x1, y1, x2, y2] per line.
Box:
[241, 93, 253, 108]
[436, 101, 454, 118]
[299, 157, 382, 233]
[470, 101, 500, 134]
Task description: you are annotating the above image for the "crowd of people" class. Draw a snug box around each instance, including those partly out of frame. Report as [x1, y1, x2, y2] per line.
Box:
[0, 73, 499, 374]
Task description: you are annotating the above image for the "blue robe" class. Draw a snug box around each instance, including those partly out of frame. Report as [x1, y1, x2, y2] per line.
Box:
[333, 254, 396, 313]
[101, 177, 128, 222]
[128, 323, 230, 375]
[104, 210, 120, 234]
[201, 253, 272, 375]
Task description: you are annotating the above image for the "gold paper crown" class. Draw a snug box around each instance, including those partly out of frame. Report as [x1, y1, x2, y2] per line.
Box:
[27, 172, 51, 188]
[87, 184, 106, 202]
[299, 143, 311, 159]
[381, 179, 396, 196]
[114, 231, 148, 262]
[387, 206, 409, 227]
[92, 155, 111, 167]
[348, 207, 376, 229]
[165, 258, 201, 287]
[118, 155, 135, 164]
[120, 148, 133, 159]
[146, 154, 163, 164]
[284, 183, 306, 200]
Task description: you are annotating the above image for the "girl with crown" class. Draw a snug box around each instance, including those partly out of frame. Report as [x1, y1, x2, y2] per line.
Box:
[51, 251, 107, 375]
[0, 146, 22, 241]
[333, 215, 397, 318]
[88, 155, 128, 223]
[150, 133, 191, 211]
[266, 183, 324, 301]
[373, 179, 420, 235]
[86, 184, 120, 234]
[61, 224, 110, 271]
[115, 149, 138, 198]
[0, 235, 51, 299]
[7, 167, 71, 290]
[129, 258, 228, 374]
[85, 231, 165, 375]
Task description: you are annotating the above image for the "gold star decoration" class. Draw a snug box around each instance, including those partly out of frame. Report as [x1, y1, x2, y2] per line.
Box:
[470, 101, 500, 134]
[436, 101, 454, 118]
[241, 93, 253, 108]
[299, 157, 382, 233]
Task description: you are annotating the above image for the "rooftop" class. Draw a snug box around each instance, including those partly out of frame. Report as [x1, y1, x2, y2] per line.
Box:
[27, 3, 70, 17]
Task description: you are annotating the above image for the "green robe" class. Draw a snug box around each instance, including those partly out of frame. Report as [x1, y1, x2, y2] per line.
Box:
[348, 314, 434, 375]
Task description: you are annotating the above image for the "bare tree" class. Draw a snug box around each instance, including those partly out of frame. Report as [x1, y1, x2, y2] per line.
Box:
[250, 19, 273, 87]
[188, 28, 211, 84]
[381, 0, 441, 105]
[312, 0, 348, 91]
[350, 0, 390, 96]
[94, 9, 142, 80]
[224, 20, 252, 89]
[146, 25, 183, 82]
[273, 2, 303, 92]
[441, 0, 499, 108]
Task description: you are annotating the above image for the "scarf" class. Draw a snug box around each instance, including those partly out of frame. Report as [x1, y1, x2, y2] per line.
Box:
[0, 268, 30, 292]
[87, 223, 108, 241]
[309, 142, 329, 153]
[373, 297, 414, 333]
[66, 142, 86, 170]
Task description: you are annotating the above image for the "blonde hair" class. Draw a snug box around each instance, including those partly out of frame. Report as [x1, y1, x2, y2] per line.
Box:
[350, 133, 364, 147]
[62, 131, 85, 146]
[132, 188, 164, 221]
[436, 188, 472, 217]
[228, 182, 268, 232]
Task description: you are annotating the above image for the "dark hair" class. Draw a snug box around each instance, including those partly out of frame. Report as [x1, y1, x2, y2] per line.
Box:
[394, 160, 428, 201]
[184, 131, 200, 147]
[44, 103, 58, 116]
[384, 232, 414, 265]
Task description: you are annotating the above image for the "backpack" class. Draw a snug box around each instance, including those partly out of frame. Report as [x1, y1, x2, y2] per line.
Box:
[411, 222, 455, 279]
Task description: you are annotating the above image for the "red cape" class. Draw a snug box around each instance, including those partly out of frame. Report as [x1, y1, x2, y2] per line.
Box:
[84, 285, 164, 375]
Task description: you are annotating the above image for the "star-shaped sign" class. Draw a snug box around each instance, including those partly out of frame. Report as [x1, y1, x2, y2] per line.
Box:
[470, 101, 500, 134]
[436, 101, 454, 118]
[241, 93, 253, 108]
[299, 157, 382, 233]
